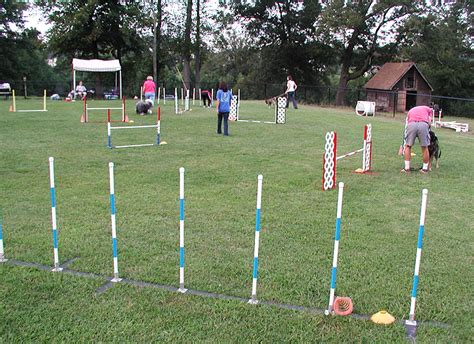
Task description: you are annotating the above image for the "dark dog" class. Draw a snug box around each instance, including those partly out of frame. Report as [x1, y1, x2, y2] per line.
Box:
[428, 130, 441, 170]
[264, 97, 276, 108]
[136, 99, 153, 115]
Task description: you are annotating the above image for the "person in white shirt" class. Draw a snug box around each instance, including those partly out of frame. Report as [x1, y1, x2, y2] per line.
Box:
[75, 81, 87, 100]
[285, 75, 298, 109]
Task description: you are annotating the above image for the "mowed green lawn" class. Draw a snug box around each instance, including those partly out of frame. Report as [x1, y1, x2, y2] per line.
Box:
[0, 97, 473, 342]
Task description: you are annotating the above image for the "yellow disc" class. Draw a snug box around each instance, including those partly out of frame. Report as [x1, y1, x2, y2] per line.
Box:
[160, 141, 168, 145]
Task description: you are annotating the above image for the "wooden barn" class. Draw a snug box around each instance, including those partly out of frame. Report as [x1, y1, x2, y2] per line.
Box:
[364, 62, 433, 112]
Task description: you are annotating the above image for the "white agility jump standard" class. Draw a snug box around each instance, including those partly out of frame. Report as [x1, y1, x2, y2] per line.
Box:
[322, 124, 372, 191]
[231, 95, 286, 124]
[81, 97, 129, 123]
[11, 89, 47, 112]
[174, 88, 190, 114]
[107, 107, 165, 149]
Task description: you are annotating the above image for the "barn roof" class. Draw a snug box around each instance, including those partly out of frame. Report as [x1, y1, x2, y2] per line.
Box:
[364, 62, 433, 91]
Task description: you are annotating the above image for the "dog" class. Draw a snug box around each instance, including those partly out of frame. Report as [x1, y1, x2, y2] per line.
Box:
[135, 99, 153, 115]
[264, 97, 276, 108]
[428, 129, 441, 170]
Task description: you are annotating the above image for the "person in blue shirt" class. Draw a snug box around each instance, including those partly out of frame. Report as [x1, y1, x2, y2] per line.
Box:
[216, 82, 232, 136]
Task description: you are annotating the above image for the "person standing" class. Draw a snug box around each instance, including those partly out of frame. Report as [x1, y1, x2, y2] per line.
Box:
[216, 82, 232, 136]
[401, 105, 432, 174]
[285, 75, 298, 109]
[143, 76, 156, 101]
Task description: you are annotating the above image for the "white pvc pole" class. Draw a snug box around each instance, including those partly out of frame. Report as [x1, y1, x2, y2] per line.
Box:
[408, 189, 428, 322]
[0, 218, 7, 262]
[178, 167, 187, 293]
[49, 157, 62, 272]
[109, 162, 121, 282]
[326, 182, 344, 314]
[249, 175, 263, 304]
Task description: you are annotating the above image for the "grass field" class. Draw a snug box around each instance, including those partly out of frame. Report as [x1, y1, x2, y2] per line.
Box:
[1, 97, 473, 342]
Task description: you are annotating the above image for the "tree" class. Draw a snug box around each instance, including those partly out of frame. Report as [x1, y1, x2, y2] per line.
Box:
[231, 0, 332, 86]
[194, 0, 202, 91]
[182, 0, 193, 91]
[46, 1, 148, 61]
[319, 1, 420, 105]
[398, 2, 474, 99]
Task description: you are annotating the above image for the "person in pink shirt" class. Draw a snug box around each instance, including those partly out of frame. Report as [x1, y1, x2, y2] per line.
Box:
[143, 76, 156, 101]
[402, 105, 432, 174]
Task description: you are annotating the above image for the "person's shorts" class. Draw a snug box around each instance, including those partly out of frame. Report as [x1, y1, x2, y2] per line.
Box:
[406, 121, 430, 147]
[145, 92, 155, 101]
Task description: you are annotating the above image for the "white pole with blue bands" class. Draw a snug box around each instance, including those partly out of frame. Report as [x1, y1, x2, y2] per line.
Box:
[326, 182, 344, 314]
[0, 218, 7, 262]
[178, 167, 187, 293]
[249, 174, 263, 304]
[408, 189, 428, 323]
[109, 162, 122, 282]
[49, 157, 62, 272]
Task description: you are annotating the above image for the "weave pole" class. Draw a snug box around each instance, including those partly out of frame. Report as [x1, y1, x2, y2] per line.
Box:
[12, 89, 16, 112]
[178, 167, 187, 293]
[109, 162, 121, 282]
[325, 182, 344, 315]
[107, 109, 112, 148]
[175, 88, 178, 114]
[157, 87, 161, 105]
[405, 189, 429, 336]
[0, 218, 7, 262]
[163, 87, 166, 104]
[249, 174, 263, 304]
[156, 107, 161, 145]
[48, 157, 62, 272]
[43, 89, 47, 111]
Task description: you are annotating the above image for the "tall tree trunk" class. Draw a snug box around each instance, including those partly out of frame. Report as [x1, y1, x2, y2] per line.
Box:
[182, 0, 193, 91]
[153, 0, 162, 84]
[194, 0, 201, 91]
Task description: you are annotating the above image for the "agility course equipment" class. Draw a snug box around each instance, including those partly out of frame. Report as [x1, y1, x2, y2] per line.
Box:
[0, 219, 7, 263]
[10, 89, 47, 112]
[48, 157, 62, 272]
[3, 159, 441, 339]
[81, 97, 128, 123]
[174, 88, 190, 114]
[107, 108, 164, 149]
[433, 109, 469, 133]
[249, 174, 263, 305]
[178, 167, 187, 293]
[325, 182, 344, 315]
[322, 124, 372, 191]
[355, 101, 375, 116]
[233, 96, 286, 124]
[333, 297, 353, 316]
[405, 188, 428, 338]
[108, 162, 122, 283]
[371, 310, 395, 324]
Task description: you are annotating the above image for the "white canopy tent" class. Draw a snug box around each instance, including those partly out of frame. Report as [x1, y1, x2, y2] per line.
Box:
[72, 58, 122, 99]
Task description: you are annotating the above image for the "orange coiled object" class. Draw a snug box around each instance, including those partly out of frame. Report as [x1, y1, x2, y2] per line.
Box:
[333, 297, 353, 316]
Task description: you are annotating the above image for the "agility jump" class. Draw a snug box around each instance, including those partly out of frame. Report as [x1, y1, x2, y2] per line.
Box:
[81, 97, 129, 123]
[174, 88, 190, 114]
[322, 124, 373, 191]
[107, 107, 165, 149]
[10, 89, 47, 112]
[231, 94, 286, 124]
